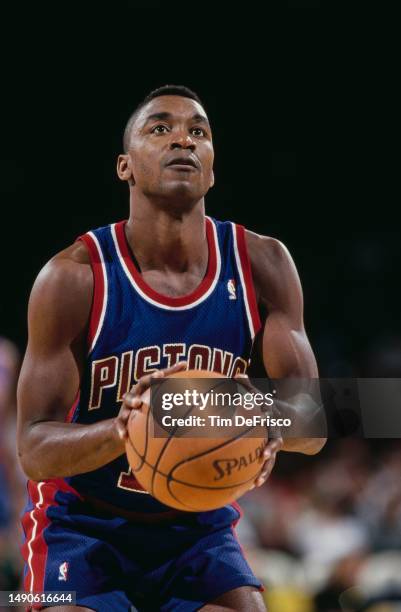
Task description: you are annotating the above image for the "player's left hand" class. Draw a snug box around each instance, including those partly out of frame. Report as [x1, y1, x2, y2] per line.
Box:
[251, 437, 283, 488]
[235, 373, 283, 489]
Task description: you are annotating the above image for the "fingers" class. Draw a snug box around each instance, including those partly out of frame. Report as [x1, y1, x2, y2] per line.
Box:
[260, 438, 283, 466]
[250, 437, 283, 489]
[119, 361, 187, 440]
[125, 361, 188, 402]
[164, 361, 187, 376]
[131, 370, 164, 398]
[116, 418, 129, 441]
[116, 408, 132, 440]
[251, 453, 278, 489]
[264, 437, 283, 456]
[121, 393, 144, 409]
[116, 398, 143, 439]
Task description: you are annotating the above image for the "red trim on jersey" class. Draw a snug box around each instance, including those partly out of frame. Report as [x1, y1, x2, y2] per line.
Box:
[78, 233, 106, 351]
[65, 391, 80, 423]
[231, 500, 243, 527]
[114, 217, 218, 307]
[49, 478, 84, 499]
[235, 225, 262, 336]
[22, 480, 83, 600]
[22, 482, 53, 596]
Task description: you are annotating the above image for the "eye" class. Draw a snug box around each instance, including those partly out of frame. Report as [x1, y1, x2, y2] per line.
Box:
[151, 124, 169, 134]
[191, 127, 207, 137]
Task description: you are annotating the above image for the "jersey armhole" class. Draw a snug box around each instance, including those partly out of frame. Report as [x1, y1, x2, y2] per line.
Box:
[232, 224, 262, 339]
[77, 233, 108, 354]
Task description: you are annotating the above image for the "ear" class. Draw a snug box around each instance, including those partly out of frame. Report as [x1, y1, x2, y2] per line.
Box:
[209, 169, 215, 188]
[117, 154, 135, 185]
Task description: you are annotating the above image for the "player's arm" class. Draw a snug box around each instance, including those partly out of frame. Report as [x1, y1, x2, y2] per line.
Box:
[247, 231, 327, 455]
[17, 243, 128, 481]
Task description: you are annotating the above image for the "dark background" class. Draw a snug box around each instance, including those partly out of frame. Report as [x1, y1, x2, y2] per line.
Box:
[0, 1, 398, 377]
[1, 6, 400, 605]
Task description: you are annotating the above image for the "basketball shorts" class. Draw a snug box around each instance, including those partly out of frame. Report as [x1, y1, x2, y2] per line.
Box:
[21, 488, 262, 611]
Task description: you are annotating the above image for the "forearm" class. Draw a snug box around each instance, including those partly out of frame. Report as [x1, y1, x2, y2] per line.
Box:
[18, 418, 125, 480]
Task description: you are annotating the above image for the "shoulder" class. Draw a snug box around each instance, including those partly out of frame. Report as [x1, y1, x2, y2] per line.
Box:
[244, 228, 302, 308]
[245, 228, 298, 284]
[245, 229, 290, 270]
[33, 241, 93, 301]
[28, 241, 94, 340]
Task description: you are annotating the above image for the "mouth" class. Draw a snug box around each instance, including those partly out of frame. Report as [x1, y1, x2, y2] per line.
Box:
[165, 157, 199, 171]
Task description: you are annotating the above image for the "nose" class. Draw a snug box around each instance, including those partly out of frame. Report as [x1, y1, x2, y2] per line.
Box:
[170, 130, 196, 151]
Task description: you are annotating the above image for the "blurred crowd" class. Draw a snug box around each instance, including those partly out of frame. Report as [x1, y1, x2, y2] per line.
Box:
[240, 439, 401, 611]
[1, 334, 401, 612]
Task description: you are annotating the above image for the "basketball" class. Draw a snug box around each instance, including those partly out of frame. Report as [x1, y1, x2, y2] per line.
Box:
[125, 370, 268, 512]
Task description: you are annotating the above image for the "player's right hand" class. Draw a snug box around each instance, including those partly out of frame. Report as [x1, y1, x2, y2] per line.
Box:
[115, 361, 187, 441]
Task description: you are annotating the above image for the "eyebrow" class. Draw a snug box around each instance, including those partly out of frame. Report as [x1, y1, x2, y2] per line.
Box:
[142, 111, 210, 127]
[191, 113, 210, 126]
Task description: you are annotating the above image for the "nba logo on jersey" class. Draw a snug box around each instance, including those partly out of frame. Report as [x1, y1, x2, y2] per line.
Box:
[58, 561, 69, 581]
[227, 278, 237, 300]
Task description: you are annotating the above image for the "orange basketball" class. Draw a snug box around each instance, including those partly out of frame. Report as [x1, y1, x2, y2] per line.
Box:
[125, 370, 268, 512]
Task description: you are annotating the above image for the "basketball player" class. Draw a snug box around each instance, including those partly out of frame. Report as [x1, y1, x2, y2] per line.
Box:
[17, 85, 326, 611]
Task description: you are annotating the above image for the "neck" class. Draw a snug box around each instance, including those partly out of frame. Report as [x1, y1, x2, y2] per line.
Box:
[125, 191, 207, 273]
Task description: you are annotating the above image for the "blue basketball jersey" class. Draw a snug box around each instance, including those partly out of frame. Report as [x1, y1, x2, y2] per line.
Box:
[27, 217, 261, 518]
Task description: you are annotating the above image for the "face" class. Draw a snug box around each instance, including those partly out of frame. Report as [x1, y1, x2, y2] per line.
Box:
[117, 96, 214, 204]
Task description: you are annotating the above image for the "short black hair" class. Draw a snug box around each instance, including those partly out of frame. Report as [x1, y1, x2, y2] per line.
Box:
[123, 85, 204, 152]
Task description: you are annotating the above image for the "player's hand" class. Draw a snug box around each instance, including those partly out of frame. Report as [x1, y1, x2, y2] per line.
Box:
[235, 373, 283, 489]
[251, 437, 283, 488]
[116, 361, 187, 441]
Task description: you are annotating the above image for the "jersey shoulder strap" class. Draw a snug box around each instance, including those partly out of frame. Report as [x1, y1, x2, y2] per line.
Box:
[211, 217, 261, 338]
[77, 223, 112, 354]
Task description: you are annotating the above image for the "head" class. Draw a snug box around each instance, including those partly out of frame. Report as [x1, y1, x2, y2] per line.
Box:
[117, 85, 214, 209]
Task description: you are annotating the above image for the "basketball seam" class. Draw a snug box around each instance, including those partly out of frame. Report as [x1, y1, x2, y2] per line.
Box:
[165, 426, 266, 507]
[168, 424, 266, 478]
[149, 378, 230, 496]
[126, 437, 262, 492]
[164, 472, 259, 511]
[126, 401, 151, 474]
[127, 377, 267, 510]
